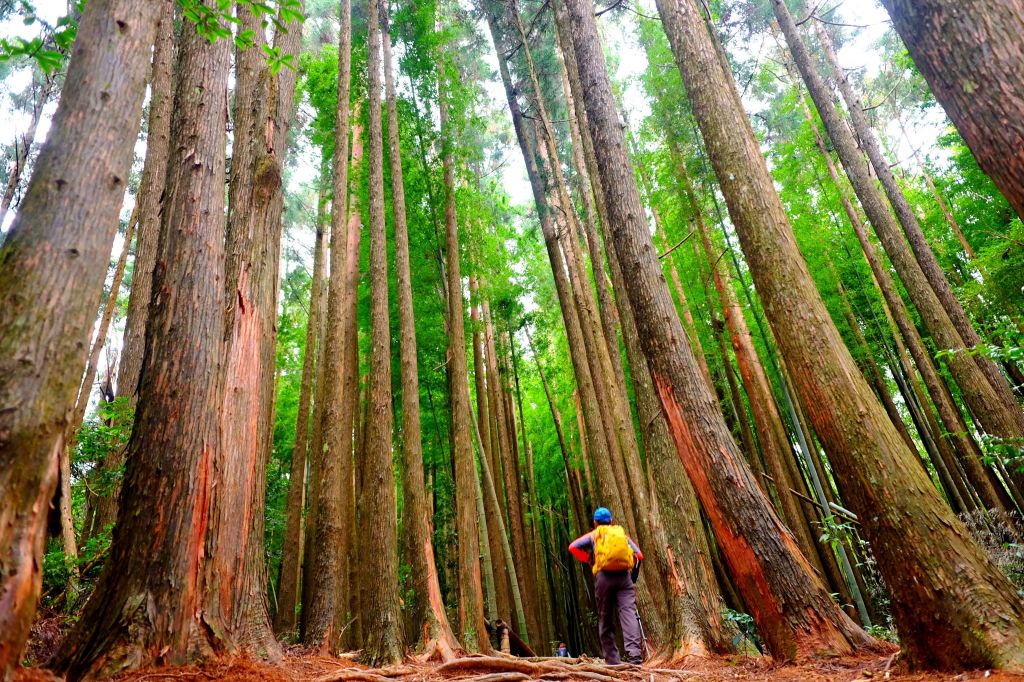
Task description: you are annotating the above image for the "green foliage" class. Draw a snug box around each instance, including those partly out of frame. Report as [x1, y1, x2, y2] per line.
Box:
[73, 397, 132, 498]
[724, 608, 762, 655]
[0, 0, 79, 73]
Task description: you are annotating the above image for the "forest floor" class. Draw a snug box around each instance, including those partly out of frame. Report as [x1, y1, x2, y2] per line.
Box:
[14, 649, 1024, 682]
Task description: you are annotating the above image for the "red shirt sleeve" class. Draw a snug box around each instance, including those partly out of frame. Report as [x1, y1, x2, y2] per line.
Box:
[568, 532, 594, 563]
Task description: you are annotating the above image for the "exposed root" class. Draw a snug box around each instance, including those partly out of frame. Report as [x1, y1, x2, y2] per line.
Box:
[462, 674, 532, 682]
[312, 672, 395, 682]
[537, 671, 621, 682]
[414, 637, 459, 664]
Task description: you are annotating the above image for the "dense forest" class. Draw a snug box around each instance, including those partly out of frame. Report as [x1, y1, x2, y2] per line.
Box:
[1, 0, 1023, 680]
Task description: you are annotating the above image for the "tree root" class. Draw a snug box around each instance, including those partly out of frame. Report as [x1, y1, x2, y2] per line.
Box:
[462, 674, 532, 682]
[312, 671, 396, 682]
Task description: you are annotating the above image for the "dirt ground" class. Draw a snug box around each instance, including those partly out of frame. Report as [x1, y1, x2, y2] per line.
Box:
[14, 651, 1024, 682]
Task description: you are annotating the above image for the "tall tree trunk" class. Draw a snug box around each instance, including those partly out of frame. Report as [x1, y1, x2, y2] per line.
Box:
[275, 194, 327, 635]
[568, 0, 878, 661]
[91, 0, 176, 539]
[213, 1, 303, 656]
[554, 11, 732, 652]
[0, 0, 160, 673]
[438, 54, 490, 654]
[795, 76, 1013, 514]
[304, 0, 354, 649]
[811, 18, 1019, 420]
[485, 8, 638, 628]
[662, 0, 1024, 669]
[359, 0, 405, 663]
[878, 0, 1024, 222]
[484, 303, 534, 641]
[51, 8, 229, 675]
[472, 288, 514, 624]
[773, 0, 1024, 446]
[385, 10, 459, 660]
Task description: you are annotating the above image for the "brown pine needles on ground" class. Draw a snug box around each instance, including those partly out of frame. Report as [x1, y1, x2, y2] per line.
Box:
[14, 651, 1024, 682]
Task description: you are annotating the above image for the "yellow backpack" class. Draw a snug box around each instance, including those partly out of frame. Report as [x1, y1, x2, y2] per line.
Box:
[592, 524, 634, 574]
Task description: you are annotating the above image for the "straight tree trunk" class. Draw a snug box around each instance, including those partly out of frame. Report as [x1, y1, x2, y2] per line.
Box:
[91, 0, 177, 539]
[567, 0, 877, 662]
[52, 8, 230, 675]
[811, 19, 1020, 421]
[794, 72, 1013, 514]
[385, 10, 459, 659]
[878, 0, 1024, 222]
[213, 1, 303, 656]
[359, 0, 405, 663]
[773, 0, 1024, 446]
[304, 0, 354, 649]
[554, 13, 732, 652]
[275, 195, 327, 635]
[473, 289, 514, 624]
[663, 0, 1024, 669]
[438, 54, 490, 654]
[0, 0, 159, 673]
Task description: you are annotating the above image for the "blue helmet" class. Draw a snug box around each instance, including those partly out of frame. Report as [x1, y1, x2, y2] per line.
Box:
[593, 507, 612, 524]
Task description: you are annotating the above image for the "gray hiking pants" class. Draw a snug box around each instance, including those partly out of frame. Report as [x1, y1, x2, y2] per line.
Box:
[594, 569, 641, 664]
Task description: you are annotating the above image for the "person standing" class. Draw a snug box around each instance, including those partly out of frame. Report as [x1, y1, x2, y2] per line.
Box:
[568, 507, 644, 664]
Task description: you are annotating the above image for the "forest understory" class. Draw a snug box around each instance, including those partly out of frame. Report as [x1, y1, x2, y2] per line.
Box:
[3, 0, 1024, 681]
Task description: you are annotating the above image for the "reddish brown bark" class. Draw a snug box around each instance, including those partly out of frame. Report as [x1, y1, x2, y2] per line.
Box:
[567, 0, 875, 662]
[213, 1, 303, 656]
[275, 201, 326, 635]
[87, 0, 177, 541]
[438, 53, 489, 653]
[774, 0, 1024, 447]
[794, 80, 1013, 514]
[51, 8, 230, 675]
[663, 0, 1024, 669]
[385, 9, 459, 658]
[0, 0, 160, 674]
[810, 18, 1021, 428]
[359, 0, 405, 663]
[304, 0, 354, 648]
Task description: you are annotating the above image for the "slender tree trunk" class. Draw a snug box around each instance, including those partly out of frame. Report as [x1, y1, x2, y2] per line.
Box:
[662, 0, 1024, 669]
[486, 4, 635, 593]
[87, 0, 178, 542]
[275, 196, 326, 634]
[385, 11, 459, 660]
[796, 88, 1013, 513]
[774, 0, 1024, 445]
[473, 290, 514, 624]
[0, 0, 160, 673]
[554, 13, 733, 652]
[358, 0, 404, 664]
[877, 0, 1024, 222]
[438, 53, 490, 653]
[569, 0, 880, 661]
[811, 19, 1019, 418]
[52, 8, 230, 675]
[304, 0, 354, 648]
[471, 411, 528, 648]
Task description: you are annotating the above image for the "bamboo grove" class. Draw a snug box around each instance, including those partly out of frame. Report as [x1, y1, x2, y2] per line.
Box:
[1, 0, 1023, 679]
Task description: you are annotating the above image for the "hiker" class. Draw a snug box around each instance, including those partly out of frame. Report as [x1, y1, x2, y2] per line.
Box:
[555, 642, 570, 658]
[568, 507, 644, 665]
